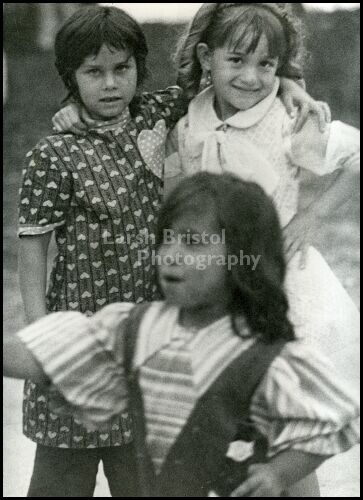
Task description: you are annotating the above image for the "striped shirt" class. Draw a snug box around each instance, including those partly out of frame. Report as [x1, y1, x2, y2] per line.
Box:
[18, 301, 360, 468]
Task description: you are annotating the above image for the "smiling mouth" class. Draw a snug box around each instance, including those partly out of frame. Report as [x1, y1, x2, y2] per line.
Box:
[233, 87, 260, 92]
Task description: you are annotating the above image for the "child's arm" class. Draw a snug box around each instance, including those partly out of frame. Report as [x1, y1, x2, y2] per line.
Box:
[240, 341, 360, 497]
[4, 334, 49, 384]
[283, 167, 358, 265]
[230, 451, 328, 497]
[18, 233, 51, 324]
[285, 119, 360, 266]
[279, 77, 331, 133]
[4, 304, 134, 428]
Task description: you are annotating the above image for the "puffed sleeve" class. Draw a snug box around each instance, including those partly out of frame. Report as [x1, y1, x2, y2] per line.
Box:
[16, 302, 135, 429]
[18, 138, 73, 236]
[288, 116, 360, 176]
[250, 340, 360, 458]
[141, 86, 188, 130]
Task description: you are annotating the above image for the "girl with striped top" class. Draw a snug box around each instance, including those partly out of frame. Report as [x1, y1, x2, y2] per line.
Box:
[7, 173, 359, 497]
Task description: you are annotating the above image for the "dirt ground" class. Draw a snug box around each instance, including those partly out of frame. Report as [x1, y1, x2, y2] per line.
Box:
[3, 47, 360, 496]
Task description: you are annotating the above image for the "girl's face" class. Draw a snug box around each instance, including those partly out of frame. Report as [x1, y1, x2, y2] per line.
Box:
[158, 207, 231, 316]
[199, 34, 279, 121]
[75, 44, 138, 121]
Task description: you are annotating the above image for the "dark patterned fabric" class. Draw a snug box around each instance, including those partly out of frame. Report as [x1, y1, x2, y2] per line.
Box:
[18, 87, 186, 448]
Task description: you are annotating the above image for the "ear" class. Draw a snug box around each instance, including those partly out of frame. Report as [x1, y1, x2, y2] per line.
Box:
[196, 43, 212, 72]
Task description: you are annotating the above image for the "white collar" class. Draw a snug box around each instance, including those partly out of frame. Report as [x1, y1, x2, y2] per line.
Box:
[189, 77, 280, 132]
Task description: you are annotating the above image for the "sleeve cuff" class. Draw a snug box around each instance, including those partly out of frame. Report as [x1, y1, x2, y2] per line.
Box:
[18, 220, 65, 237]
[17, 312, 129, 426]
[267, 419, 360, 458]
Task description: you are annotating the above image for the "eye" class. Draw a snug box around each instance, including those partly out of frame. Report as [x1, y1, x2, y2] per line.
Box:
[116, 64, 129, 73]
[87, 68, 101, 75]
[260, 60, 277, 70]
[229, 56, 243, 65]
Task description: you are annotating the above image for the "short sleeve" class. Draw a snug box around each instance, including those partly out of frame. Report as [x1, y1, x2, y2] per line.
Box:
[141, 86, 188, 130]
[18, 139, 73, 237]
[17, 302, 135, 429]
[289, 117, 360, 176]
[250, 340, 360, 458]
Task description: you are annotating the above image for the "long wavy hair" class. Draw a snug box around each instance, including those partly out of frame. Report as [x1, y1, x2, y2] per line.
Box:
[156, 172, 295, 343]
[54, 6, 148, 106]
[175, 3, 306, 101]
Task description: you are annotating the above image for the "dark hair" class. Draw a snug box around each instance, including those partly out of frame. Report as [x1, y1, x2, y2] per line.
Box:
[176, 3, 305, 100]
[156, 172, 295, 343]
[54, 6, 148, 103]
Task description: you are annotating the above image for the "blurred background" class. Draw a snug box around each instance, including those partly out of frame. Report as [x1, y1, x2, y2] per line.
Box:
[3, 3, 360, 497]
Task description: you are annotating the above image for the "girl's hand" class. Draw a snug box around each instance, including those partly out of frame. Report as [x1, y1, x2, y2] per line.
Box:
[279, 77, 331, 133]
[52, 103, 87, 135]
[283, 209, 314, 269]
[230, 464, 284, 497]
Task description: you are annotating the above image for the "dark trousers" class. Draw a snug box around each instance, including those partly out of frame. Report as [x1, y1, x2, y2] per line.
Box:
[27, 444, 138, 497]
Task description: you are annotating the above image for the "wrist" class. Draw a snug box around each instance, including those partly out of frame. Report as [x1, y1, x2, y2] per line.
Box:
[25, 308, 47, 324]
[266, 463, 287, 493]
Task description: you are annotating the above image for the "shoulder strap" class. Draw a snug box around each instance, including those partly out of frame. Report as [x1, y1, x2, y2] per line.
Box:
[122, 302, 152, 376]
[122, 301, 157, 497]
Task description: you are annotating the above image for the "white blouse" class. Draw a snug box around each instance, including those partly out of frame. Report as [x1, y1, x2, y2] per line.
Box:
[165, 80, 360, 227]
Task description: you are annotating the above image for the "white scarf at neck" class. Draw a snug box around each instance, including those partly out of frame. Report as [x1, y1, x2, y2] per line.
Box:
[186, 79, 281, 195]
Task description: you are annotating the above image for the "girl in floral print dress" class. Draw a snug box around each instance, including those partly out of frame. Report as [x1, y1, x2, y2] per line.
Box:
[18, 5, 329, 498]
[18, 6, 187, 497]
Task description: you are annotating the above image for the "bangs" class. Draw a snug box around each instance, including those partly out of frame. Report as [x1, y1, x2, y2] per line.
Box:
[156, 187, 217, 246]
[55, 6, 148, 99]
[67, 14, 139, 64]
[211, 6, 288, 62]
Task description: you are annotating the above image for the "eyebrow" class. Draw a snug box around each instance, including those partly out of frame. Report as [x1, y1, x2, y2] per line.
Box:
[227, 51, 277, 59]
[84, 55, 132, 67]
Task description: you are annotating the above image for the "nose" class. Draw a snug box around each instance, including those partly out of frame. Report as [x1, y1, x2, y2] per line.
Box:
[159, 241, 181, 266]
[103, 72, 117, 89]
[238, 66, 258, 87]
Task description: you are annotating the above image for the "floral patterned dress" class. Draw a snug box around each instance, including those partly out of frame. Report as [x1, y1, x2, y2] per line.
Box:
[18, 87, 186, 448]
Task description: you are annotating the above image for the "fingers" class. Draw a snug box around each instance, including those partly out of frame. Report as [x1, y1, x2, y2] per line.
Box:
[230, 475, 262, 497]
[293, 100, 332, 134]
[299, 243, 309, 270]
[281, 94, 295, 119]
[293, 102, 310, 133]
[284, 237, 297, 263]
[319, 101, 332, 130]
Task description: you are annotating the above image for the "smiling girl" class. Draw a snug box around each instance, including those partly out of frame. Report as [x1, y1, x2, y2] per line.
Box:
[166, 2, 360, 363]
